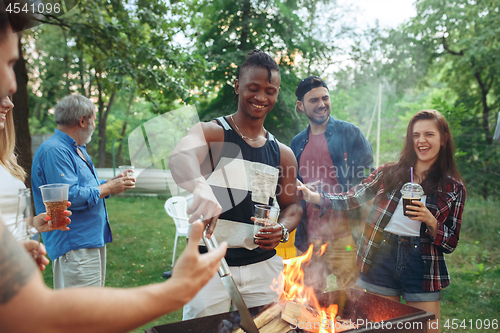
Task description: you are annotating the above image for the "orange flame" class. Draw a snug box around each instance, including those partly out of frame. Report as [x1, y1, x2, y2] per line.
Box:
[317, 243, 328, 256]
[319, 304, 338, 333]
[279, 243, 337, 333]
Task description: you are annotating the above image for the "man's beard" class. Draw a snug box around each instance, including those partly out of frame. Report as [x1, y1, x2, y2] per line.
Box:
[79, 120, 94, 145]
[306, 108, 330, 126]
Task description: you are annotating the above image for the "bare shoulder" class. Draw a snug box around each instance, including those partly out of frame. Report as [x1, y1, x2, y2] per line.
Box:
[173, 120, 224, 154]
[278, 142, 297, 169]
[0, 222, 36, 304]
[199, 120, 225, 143]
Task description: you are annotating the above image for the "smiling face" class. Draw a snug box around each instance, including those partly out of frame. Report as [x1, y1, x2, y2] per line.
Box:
[412, 119, 443, 168]
[0, 96, 13, 131]
[297, 87, 330, 126]
[235, 66, 280, 120]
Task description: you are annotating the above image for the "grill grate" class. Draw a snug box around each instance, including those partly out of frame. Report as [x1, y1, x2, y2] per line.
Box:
[146, 288, 435, 333]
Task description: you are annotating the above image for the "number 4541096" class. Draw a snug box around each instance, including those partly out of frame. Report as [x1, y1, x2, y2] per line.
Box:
[444, 319, 498, 330]
[6, 2, 61, 14]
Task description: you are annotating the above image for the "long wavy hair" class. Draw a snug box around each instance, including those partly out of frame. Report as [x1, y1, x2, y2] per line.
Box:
[383, 109, 462, 194]
[0, 97, 26, 182]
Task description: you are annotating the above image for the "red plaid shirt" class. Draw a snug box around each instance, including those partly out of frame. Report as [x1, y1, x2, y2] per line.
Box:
[320, 164, 466, 291]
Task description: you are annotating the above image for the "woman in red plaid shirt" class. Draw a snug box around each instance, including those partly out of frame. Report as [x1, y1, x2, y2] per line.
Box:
[299, 109, 466, 333]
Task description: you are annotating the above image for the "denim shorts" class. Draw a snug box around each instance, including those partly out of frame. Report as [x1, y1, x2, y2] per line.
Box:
[357, 232, 441, 302]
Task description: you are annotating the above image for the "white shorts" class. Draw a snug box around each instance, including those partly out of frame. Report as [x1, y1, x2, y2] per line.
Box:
[183, 255, 283, 320]
[52, 246, 106, 289]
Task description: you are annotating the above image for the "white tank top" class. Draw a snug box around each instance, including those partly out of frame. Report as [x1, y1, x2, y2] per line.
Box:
[0, 164, 29, 241]
[385, 195, 427, 236]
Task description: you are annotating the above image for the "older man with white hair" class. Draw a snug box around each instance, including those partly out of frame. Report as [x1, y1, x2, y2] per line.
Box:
[31, 94, 135, 289]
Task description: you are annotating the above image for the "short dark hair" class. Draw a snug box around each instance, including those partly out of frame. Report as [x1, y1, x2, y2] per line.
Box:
[0, 0, 32, 37]
[237, 49, 280, 84]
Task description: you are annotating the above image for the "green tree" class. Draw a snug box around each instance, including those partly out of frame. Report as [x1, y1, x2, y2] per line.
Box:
[29, 0, 208, 168]
[410, 0, 500, 145]
[189, 0, 350, 143]
[382, 0, 500, 198]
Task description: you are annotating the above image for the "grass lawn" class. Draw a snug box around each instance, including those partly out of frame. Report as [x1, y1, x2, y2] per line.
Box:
[440, 198, 500, 332]
[41, 196, 500, 333]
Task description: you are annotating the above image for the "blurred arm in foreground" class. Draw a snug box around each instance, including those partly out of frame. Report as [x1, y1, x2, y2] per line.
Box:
[0, 220, 226, 333]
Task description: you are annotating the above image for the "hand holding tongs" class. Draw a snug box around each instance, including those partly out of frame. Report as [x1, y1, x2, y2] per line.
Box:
[200, 229, 259, 333]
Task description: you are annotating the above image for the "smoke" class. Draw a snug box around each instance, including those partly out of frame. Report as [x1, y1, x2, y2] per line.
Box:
[217, 312, 240, 333]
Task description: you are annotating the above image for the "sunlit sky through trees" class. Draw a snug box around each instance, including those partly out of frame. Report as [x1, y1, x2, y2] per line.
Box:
[342, 0, 416, 29]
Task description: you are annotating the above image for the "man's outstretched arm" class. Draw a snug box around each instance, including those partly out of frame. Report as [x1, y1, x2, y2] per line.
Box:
[169, 121, 224, 235]
[0, 221, 226, 333]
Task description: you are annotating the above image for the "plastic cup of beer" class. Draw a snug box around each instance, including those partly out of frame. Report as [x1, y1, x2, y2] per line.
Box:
[119, 165, 135, 179]
[254, 204, 280, 239]
[39, 183, 69, 229]
[400, 182, 424, 218]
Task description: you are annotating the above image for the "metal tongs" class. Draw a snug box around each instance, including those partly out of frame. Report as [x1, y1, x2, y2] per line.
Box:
[201, 230, 259, 333]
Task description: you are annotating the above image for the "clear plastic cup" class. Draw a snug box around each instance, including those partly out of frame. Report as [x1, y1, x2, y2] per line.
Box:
[400, 182, 424, 218]
[39, 183, 69, 228]
[119, 165, 135, 179]
[254, 204, 280, 238]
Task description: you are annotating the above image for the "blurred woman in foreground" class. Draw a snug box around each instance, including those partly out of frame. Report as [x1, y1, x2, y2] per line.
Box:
[0, 96, 71, 269]
[299, 110, 466, 333]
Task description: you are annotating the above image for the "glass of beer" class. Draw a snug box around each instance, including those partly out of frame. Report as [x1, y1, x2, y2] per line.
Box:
[254, 204, 280, 239]
[401, 182, 424, 218]
[39, 183, 69, 229]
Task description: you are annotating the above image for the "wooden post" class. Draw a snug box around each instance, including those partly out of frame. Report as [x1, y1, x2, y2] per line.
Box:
[366, 93, 378, 140]
[376, 83, 382, 168]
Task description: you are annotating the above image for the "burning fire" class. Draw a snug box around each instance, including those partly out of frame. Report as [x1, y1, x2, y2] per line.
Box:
[275, 244, 338, 333]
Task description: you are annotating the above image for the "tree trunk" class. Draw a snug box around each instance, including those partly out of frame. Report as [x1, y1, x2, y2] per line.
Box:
[239, 0, 251, 50]
[97, 114, 107, 168]
[87, 71, 92, 98]
[482, 177, 488, 200]
[61, 29, 71, 95]
[117, 90, 135, 162]
[79, 50, 86, 96]
[472, 72, 492, 200]
[474, 72, 492, 145]
[96, 80, 117, 168]
[12, 39, 32, 187]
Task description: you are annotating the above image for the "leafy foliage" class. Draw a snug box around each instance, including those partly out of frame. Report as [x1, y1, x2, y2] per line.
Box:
[187, 0, 357, 143]
[380, 0, 500, 199]
[29, 0, 209, 166]
[22, 0, 500, 199]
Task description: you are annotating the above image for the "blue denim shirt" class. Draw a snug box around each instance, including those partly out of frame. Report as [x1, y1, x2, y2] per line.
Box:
[290, 116, 374, 251]
[32, 129, 112, 260]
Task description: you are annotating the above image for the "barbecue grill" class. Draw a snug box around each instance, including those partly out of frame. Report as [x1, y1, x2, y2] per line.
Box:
[145, 288, 435, 333]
